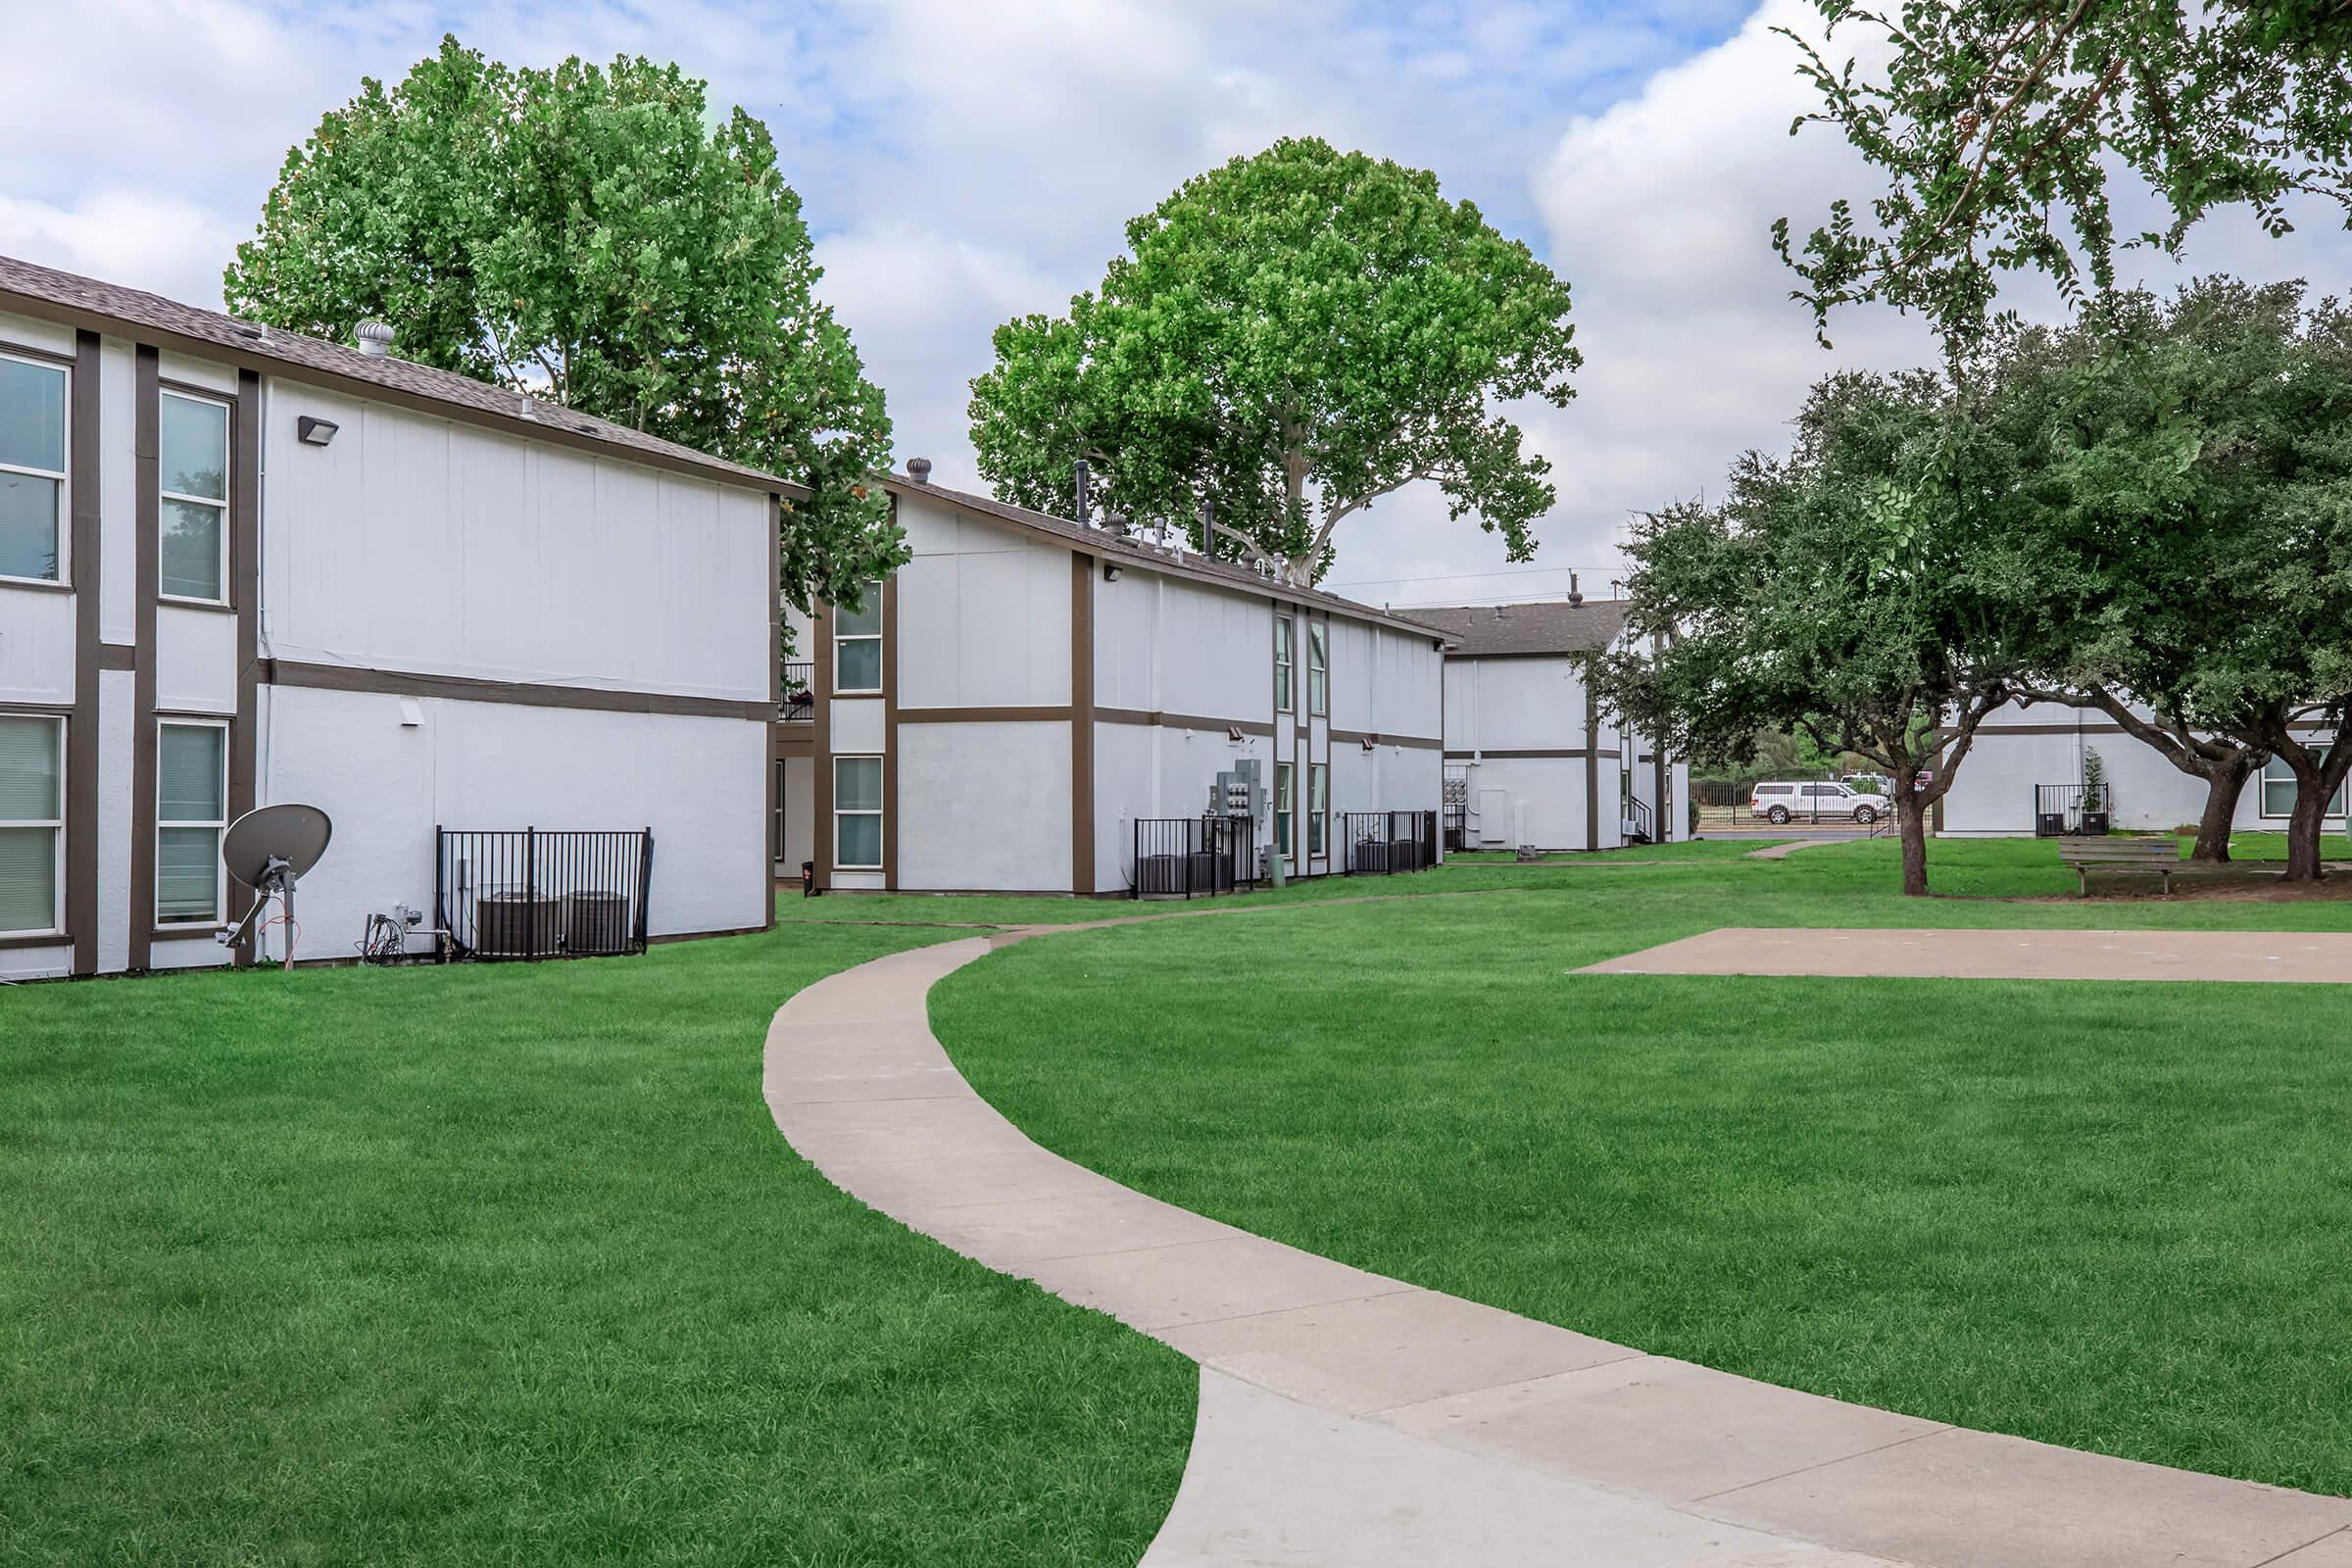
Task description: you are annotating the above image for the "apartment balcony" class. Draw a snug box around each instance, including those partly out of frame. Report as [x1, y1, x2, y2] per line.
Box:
[779, 661, 814, 723]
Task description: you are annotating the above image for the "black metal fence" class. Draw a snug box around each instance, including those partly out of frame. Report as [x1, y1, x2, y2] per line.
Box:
[780, 661, 815, 722]
[1132, 815, 1258, 899]
[1341, 810, 1436, 875]
[2034, 783, 2113, 838]
[434, 826, 655, 960]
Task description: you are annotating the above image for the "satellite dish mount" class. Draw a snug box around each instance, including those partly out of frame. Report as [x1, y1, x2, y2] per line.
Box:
[218, 804, 333, 971]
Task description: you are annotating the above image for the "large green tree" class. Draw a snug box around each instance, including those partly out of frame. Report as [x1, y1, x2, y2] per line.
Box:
[1592, 371, 2059, 896]
[968, 137, 1579, 584]
[1987, 277, 2352, 878]
[223, 36, 900, 612]
[1777, 0, 2352, 347]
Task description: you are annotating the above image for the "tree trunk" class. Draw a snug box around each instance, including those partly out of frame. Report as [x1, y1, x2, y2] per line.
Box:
[2285, 783, 2329, 882]
[2188, 758, 2255, 862]
[1895, 789, 1931, 897]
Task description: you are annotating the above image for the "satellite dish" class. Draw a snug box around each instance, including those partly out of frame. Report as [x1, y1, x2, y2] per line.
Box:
[218, 804, 333, 969]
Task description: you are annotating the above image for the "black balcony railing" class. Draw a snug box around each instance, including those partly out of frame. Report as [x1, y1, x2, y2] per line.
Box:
[1341, 810, 1436, 875]
[1132, 815, 1259, 899]
[780, 661, 815, 721]
[2034, 783, 2113, 837]
[434, 826, 654, 960]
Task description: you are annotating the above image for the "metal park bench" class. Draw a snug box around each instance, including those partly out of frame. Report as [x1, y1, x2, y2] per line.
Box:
[2055, 835, 2211, 897]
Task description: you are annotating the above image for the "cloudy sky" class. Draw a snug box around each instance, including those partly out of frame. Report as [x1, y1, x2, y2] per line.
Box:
[8, 0, 2346, 610]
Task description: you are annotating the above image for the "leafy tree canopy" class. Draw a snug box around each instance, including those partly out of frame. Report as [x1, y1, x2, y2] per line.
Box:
[968, 137, 1579, 584]
[223, 35, 900, 612]
[1983, 274, 2352, 874]
[1777, 0, 2352, 348]
[1594, 369, 2064, 894]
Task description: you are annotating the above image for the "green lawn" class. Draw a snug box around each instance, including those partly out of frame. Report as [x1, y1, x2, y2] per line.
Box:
[1, 925, 1193, 1567]
[934, 837, 2352, 1496]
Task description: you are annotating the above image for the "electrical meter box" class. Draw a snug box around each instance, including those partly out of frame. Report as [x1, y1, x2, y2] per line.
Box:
[1211, 759, 1266, 820]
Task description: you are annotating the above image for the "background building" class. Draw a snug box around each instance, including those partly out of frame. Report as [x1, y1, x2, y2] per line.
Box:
[783, 471, 1447, 895]
[1413, 599, 1690, 852]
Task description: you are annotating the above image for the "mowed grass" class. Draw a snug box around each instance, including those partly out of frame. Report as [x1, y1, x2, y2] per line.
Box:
[0, 924, 1194, 1567]
[933, 839, 2352, 1496]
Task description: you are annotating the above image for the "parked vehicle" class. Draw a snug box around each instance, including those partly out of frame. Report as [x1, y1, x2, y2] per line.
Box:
[1749, 780, 1883, 825]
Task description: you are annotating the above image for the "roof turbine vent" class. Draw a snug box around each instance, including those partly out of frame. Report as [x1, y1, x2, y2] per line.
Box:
[906, 457, 933, 484]
[355, 319, 396, 359]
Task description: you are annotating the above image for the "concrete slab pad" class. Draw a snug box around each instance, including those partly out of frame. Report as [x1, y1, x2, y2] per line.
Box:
[1709, 1426, 2352, 1568]
[1011, 1236, 1416, 1333]
[1380, 1355, 1946, 1504]
[1161, 1288, 1643, 1415]
[1141, 1369, 1887, 1568]
[918, 1188, 1244, 1266]
[1578, 927, 2352, 984]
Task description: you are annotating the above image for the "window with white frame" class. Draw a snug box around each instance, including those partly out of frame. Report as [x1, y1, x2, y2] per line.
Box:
[159, 392, 229, 603]
[1274, 616, 1295, 712]
[0, 353, 68, 583]
[0, 714, 64, 935]
[1275, 761, 1295, 858]
[834, 756, 883, 868]
[833, 585, 883, 694]
[2260, 747, 2345, 818]
[157, 720, 226, 924]
[1307, 622, 1328, 715]
[1308, 762, 1328, 857]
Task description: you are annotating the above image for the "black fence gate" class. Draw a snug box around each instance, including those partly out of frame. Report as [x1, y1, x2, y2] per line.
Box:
[435, 826, 655, 960]
[1341, 810, 1436, 875]
[1132, 815, 1259, 899]
[2034, 783, 2113, 838]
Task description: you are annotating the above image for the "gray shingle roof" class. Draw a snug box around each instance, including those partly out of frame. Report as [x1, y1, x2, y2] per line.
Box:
[0, 252, 798, 494]
[884, 474, 1450, 640]
[1405, 599, 1628, 657]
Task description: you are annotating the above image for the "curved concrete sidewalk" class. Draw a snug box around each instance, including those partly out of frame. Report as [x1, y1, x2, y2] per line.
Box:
[1744, 835, 1868, 859]
[762, 933, 2352, 1568]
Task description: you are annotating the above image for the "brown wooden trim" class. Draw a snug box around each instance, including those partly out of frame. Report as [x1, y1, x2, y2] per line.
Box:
[0, 336, 76, 368]
[764, 494, 782, 928]
[1586, 712, 1600, 850]
[0, 931, 74, 951]
[152, 924, 228, 942]
[156, 597, 237, 615]
[0, 576, 74, 595]
[1329, 727, 1443, 751]
[0, 287, 806, 501]
[811, 601, 832, 889]
[67, 329, 100, 976]
[1445, 747, 1606, 760]
[1098, 707, 1276, 737]
[771, 728, 815, 758]
[257, 659, 770, 720]
[1071, 552, 1095, 895]
[97, 643, 134, 670]
[128, 345, 158, 971]
[882, 572, 899, 893]
[895, 705, 1077, 724]
[228, 370, 261, 965]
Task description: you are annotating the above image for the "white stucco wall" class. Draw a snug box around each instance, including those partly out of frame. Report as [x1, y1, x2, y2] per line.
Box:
[261, 379, 770, 704]
[895, 492, 1069, 710]
[895, 720, 1071, 891]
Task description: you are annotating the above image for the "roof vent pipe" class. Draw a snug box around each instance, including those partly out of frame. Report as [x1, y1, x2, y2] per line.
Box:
[1568, 571, 1584, 608]
[1073, 459, 1091, 525]
[355, 320, 396, 358]
[906, 457, 933, 484]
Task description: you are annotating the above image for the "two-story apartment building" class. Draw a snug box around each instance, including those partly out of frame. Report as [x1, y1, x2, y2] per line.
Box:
[0, 256, 781, 979]
[780, 468, 1446, 895]
[1412, 597, 1689, 852]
